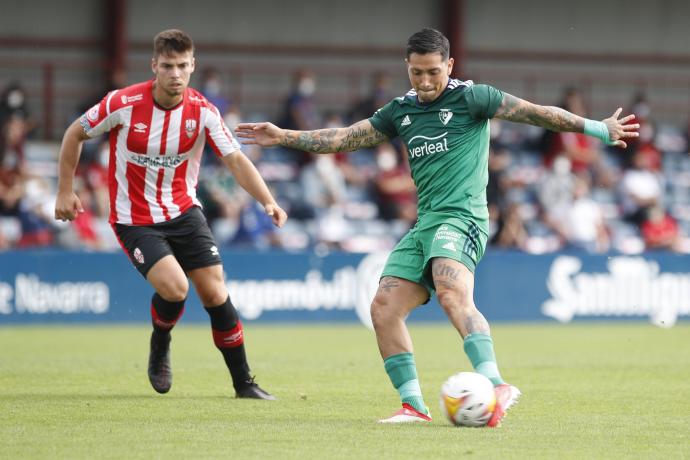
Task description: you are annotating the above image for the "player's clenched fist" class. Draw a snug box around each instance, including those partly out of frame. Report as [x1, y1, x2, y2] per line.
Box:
[54, 191, 83, 221]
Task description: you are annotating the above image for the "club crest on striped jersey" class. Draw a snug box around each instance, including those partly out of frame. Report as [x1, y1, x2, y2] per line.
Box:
[86, 104, 100, 122]
[185, 119, 197, 138]
[439, 109, 453, 125]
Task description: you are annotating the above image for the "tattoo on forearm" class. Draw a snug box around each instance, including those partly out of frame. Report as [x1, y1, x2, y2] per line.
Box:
[283, 121, 387, 153]
[497, 94, 584, 133]
[378, 276, 400, 294]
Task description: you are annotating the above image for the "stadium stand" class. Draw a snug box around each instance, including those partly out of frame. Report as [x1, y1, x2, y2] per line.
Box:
[1, 77, 689, 255]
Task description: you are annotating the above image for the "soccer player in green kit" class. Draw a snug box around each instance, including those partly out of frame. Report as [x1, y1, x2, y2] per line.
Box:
[236, 28, 639, 426]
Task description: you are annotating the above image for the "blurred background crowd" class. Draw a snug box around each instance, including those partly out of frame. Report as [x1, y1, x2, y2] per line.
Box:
[2, 69, 690, 255]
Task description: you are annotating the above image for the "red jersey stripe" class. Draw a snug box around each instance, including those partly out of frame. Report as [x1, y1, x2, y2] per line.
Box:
[126, 162, 153, 225]
[79, 80, 241, 225]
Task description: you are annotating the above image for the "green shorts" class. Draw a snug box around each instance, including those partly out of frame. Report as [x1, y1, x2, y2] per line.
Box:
[380, 213, 487, 295]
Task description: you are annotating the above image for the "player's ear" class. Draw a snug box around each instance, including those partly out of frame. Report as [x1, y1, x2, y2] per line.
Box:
[447, 57, 455, 76]
[151, 57, 157, 75]
[190, 57, 195, 74]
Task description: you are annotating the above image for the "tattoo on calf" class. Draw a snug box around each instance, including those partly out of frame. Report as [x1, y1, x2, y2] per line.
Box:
[463, 312, 490, 335]
[435, 279, 455, 290]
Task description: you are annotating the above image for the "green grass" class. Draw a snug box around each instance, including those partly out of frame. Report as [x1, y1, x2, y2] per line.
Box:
[1, 323, 689, 459]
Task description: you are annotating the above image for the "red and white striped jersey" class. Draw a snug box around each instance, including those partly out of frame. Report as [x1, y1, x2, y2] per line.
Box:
[80, 80, 241, 225]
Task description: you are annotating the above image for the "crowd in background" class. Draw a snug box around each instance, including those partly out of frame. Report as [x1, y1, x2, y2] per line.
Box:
[2, 71, 690, 255]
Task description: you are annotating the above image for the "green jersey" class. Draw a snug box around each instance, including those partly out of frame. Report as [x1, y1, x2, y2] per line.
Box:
[369, 80, 503, 235]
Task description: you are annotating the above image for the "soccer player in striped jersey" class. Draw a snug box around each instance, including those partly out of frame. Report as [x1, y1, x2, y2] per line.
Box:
[55, 29, 286, 400]
[236, 28, 639, 424]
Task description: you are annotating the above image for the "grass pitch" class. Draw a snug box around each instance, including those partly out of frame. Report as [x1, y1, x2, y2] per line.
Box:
[1, 322, 689, 459]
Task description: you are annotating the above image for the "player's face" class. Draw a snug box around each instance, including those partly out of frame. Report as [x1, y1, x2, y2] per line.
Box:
[151, 51, 195, 99]
[406, 52, 454, 103]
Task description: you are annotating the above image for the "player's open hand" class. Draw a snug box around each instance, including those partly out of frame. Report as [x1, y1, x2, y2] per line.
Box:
[603, 108, 639, 148]
[235, 122, 284, 147]
[54, 191, 84, 222]
[264, 203, 288, 228]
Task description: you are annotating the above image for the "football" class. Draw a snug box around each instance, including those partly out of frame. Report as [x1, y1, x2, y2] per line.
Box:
[439, 372, 497, 427]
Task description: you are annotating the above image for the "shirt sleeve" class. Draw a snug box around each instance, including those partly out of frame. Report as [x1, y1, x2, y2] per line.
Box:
[367, 100, 398, 139]
[79, 90, 122, 137]
[203, 103, 242, 157]
[466, 84, 504, 120]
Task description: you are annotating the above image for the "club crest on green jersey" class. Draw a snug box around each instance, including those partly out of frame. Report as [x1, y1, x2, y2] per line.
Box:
[439, 109, 453, 125]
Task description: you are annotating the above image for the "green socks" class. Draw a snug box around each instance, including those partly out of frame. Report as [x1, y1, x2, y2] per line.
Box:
[383, 336, 502, 413]
[383, 352, 427, 413]
[463, 333, 505, 386]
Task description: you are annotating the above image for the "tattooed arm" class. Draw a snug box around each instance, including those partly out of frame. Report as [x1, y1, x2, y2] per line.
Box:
[494, 93, 584, 131]
[235, 119, 389, 153]
[494, 92, 639, 147]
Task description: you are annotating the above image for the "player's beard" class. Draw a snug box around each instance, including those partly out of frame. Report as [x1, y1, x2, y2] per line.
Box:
[166, 81, 185, 96]
[165, 88, 182, 97]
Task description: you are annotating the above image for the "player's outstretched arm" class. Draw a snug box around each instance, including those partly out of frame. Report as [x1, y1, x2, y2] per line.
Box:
[54, 119, 89, 221]
[221, 151, 287, 228]
[235, 119, 389, 153]
[494, 93, 640, 148]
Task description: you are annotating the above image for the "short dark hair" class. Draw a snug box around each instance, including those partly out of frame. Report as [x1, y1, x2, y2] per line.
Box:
[406, 28, 450, 60]
[153, 29, 194, 58]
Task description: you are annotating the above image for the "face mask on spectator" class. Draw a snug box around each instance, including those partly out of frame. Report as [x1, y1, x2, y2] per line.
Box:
[7, 90, 24, 109]
[377, 148, 398, 172]
[298, 78, 315, 97]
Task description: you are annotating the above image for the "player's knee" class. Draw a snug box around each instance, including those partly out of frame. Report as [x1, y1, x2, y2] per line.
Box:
[370, 294, 394, 330]
[157, 278, 189, 302]
[199, 285, 228, 307]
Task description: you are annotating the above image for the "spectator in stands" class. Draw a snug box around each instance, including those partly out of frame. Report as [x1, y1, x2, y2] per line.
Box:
[374, 142, 417, 225]
[281, 69, 320, 132]
[490, 201, 528, 250]
[79, 143, 110, 219]
[562, 174, 610, 253]
[326, 111, 375, 190]
[275, 69, 321, 168]
[0, 82, 34, 175]
[633, 122, 662, 172]
[487, 146, 529, 248]
[620, 91, 651, 162]
[620, 148, 664, 226]
[538, 155, 576, 247]
[640, 204, 684, 252]
[229, 192, 283, 250]
[56, 178, 104, 250]
[0, 164, 23, 217]
[300, 112, 348, 211]
[200, 67, 231, 116]
[541, 87, 612, 186]
[0, 83, 46, 249]
[348, 70, 394, 123]
[16, 176, 55, 248]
